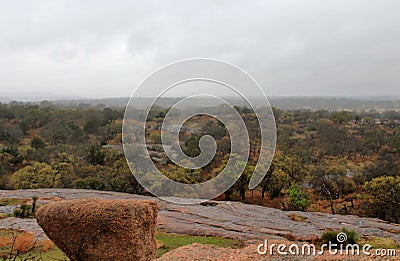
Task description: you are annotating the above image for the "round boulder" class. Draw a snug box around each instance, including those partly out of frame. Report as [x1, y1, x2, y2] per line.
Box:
[36, 198, 158, 261]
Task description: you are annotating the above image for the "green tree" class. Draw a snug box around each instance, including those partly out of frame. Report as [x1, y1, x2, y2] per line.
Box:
[364, 176, 400, 223]
[51, 152, 76, 188]
[286, 184, 310, 211]
[260, 155, 291, 199]
[213, 155, 249, 200]
[30, 137, 46, 149]
[12, 162, 58, 189]
[330, 111, 352, 124]
[84, 117, 101, 135]
[0, 152, 15, 188]
[364, 153, 400, 181]
[164, 160, 203, 185]
[201, 120, 226, 139]
[364, 129, 387, 153]
[86, 145, 105, 165]
[184, 135, 201, 157]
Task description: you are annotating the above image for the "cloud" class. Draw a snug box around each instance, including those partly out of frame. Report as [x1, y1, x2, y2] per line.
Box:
[0, 0, 399, 98]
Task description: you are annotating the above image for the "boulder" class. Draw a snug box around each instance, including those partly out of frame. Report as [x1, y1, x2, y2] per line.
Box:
[36, 198, 158, 261]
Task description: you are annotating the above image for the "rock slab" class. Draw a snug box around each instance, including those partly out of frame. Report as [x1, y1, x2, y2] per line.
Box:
[36, 198, 158, 261]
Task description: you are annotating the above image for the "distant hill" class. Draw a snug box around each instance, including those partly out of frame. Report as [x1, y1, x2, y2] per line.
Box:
[2, 96, 400, 111]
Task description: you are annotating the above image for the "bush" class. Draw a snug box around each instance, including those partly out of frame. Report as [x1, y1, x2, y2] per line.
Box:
[321, 228, 358, 248]
[13, 203, 34, 218]
[342, 177, 356, 194]
[30, 137, 46, 149]
[13, 208, 23, 218]
[286, 184, 310, 211]
[11, 162, 57, 189]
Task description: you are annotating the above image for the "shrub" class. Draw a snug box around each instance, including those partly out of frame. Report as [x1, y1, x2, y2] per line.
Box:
[286, 184, 310, 211]
[11, 162, 57, 189]
[342, 177, 356, 194]
[321, 228, 358, 248]
[30, 137, 46, 149]
[13, 209, 22, 218]
[13, 203, 34, 218]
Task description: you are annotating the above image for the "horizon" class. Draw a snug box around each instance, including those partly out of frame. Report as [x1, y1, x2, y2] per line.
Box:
[2, 94, 400, 103]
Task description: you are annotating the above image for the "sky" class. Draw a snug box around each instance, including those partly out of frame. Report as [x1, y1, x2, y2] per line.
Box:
[0, 0, 399, 100]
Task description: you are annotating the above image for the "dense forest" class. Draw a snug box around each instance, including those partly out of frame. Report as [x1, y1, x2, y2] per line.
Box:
[1, 101, 400, 223]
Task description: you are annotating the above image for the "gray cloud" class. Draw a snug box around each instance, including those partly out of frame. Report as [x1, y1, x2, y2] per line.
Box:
[0, 0, 399, 98]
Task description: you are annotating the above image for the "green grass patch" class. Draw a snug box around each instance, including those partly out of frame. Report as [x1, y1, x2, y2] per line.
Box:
[155, 231, 244, 258]
[360, 236, 400, 250]
[16, 246, 69, 261]
[0, 246, 69, 261]
[0, 198, 27, 206]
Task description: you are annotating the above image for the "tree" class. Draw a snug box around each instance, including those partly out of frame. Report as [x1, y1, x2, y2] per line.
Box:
[330, 111, 352, 124]
[86, 145, 105, 165]
[184, 135, 201, 157]
[260, 154, 296, 200]
[51, 152, 76, 188]
[148, 132, 162, 145]
[213, 155, 249, 200]
[264, 168, 290, 199]
[18, 118, 31, 134]
[201, 120, 227, 139]
[164, 160, 203, 185]
[0, 152, 15, 188]
[260, 162, 275, 199]
[275, 154, 306, 184]
[30, 137, 46, 149]
[364, 176, 400, 223]
[101, 108, 121, 125]
[364, 129, 387, 153]
[232, 163, 253, 201]
[5, 125, 23, 144]
[310, 165, 355, 214]
[1, 146, 22, 164]
[11, 162, 58, 189]
[84, 117, 101, 135]
[106, 159, 144, 194]
[39, 119, 69, 145]
[364, 153, 400, 181]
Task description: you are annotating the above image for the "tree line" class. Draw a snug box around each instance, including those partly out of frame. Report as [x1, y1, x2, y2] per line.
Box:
[1, 102, 399, 223]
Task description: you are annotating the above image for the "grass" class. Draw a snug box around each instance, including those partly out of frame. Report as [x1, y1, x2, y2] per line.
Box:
[0, 247, 69, 261]
[0, 198, 27, 206]
[155, 231, 244, 258]
[16, 247, 69, 261]
[360, 236, 400, 250]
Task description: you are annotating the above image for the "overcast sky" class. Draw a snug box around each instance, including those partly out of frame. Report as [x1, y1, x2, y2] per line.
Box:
[0, 0, 399, 99]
